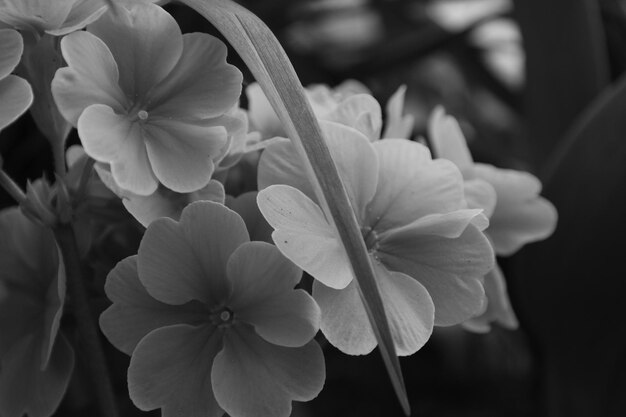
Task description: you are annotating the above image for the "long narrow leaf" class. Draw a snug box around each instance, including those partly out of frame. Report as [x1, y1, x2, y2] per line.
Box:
[178, 0, 410, 413]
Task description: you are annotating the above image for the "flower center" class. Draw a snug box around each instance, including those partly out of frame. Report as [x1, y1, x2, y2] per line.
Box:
[137, 110, 149, 120]
[361, 227, 380, 252]
[210, 307, 234, 327]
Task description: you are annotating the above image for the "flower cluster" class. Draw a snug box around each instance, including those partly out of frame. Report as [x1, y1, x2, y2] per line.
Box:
[100, 202, 324, 417]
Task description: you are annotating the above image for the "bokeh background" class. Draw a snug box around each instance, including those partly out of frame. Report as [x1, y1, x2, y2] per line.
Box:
[2, 0, 626, 416]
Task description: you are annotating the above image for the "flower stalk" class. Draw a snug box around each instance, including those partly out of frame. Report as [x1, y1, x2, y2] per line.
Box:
[53, 224, 120, 417]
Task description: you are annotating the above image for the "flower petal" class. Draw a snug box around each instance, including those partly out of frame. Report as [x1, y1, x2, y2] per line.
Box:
[0, 0, 74, 33]
[258, 138, 317, 200]
[0, 333, 74, 417]
[47, 0, 106, 36]
[428, 106, 474, 171]
[314, 261, 434, 356]
[226, 241, 319, 347]
[327, 94, 382, 141]
[52, 30, 127, 125]
[122, 179, 225, 228]
[78, 103, 158, 195]
[257, 185, 353, 289]
[138, 202, 247, 306]
[0, 28, 22, 79]
[88, 2, 182, 98]
[462, 264, 519, 333]
[148, 33, 242, 119]
[100, 256, 209, 355]
[226, 191, 274, 243]
[128, 324, 224, 417]
[0, 74, 32, 131]
[367, 139, 466, 231]
[379, 223, 493, 326]
[474, 164, 558, 255]
[246, 82, 283, 138]
[143, 119, 227, 193]
[212, 325, 325, 417]
[383, 85, 414, 139]
[464, 178, 497, 218]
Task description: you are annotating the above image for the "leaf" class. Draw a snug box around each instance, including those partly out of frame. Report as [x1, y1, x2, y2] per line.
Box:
[513, 0, 610, 166]
[510, 74, 626, 416]
[177, 0, 410, 413]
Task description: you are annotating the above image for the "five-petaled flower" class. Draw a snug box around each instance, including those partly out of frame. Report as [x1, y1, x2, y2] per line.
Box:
[52, 2, 243, 196]
[99, 201, 325, 417]
[429, 107, 558, 332]
[257, 120, 495, 356]
[0, 28, 33, 131]
[0, 207, 74, 417]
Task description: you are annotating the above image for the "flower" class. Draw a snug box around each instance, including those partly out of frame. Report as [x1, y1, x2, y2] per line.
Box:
[0, 28, 32, 131]
[52, 2, 243, 196]
[428, 107, 558, 332]
[0, 207, 74, 417]
[0, 0, 106, 36]
[257, 121, 494, 355]
[99, 201, 324, 417]
[247, 80, 405, 141]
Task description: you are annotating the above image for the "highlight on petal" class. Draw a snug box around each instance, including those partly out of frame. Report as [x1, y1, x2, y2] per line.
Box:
[462, 264, 519, 333]
[380, 223, 493, 326]
[100, 256, 208, 355]
[52, 30, 127, 125]
[46, 0, 107, 36]
[226, 241, 319, 347]
[0, 74, 33, 131]
[383, 85, 414, 139]
[128, 324, 224, 417]
[473, 163, 558, 255]
[367, 139, 466, 231]
[212, 325, 325, 417]
[78, 104, 158, 196]
[148, 32, 243, 119]
[464, 178, 497, 218]
[313, 261, 434, 356]
[428, 106, 474, 172]
[257, 185, 353, 289]
[88, 1, 183, 98]
[0, 28, 23, 79]
[246, 82, 283, 138]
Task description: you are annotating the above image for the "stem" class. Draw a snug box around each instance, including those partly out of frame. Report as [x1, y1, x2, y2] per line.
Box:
[54, 225, 120, 417]
[0, 167, 27, 205]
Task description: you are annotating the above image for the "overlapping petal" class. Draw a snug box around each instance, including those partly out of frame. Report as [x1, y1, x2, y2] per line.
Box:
[78, 104, 158, 195]
[367, 139, 466, 231]
[46, 0, 106, 36]
[100, 256, 209, 355]
[257, 185, 353, 289]
[313, 261, 434, 356]
[52, 31, 127, 125]
[227, 242, 319, 347]
[212, 325, 325, 417]
[379, 222, 493, 326]
[148, 33, 242, 119]
[88, 2, 183, 99]
[428, 106, 474, 172]
[473, 163, 558, 255]
[326, 94, 382, 140]
[0, 0, 74, 33]
[226, 192, 273, 243]
[128, 324, 224, 417]
[383, 85, 414, 139]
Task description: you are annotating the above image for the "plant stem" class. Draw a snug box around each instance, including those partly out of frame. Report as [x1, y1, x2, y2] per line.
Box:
[54, 225, 120, 417]
[0, 167, 27, 205]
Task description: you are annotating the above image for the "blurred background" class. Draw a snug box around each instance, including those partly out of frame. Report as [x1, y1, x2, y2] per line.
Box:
[2, 0, 626, 416]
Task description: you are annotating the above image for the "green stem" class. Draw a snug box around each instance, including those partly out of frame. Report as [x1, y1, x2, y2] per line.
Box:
[0, 167, 27, 205]
[54, 225, 120, 417]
